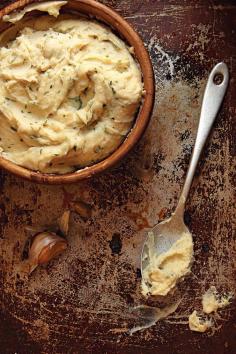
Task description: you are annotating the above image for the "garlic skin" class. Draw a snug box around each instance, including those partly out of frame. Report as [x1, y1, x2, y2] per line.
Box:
[70, 200, 92, 219]
[29, 232, 67, 266]
[58, 210, 70, 236]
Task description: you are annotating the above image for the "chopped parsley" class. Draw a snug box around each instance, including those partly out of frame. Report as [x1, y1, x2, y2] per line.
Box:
[5, 97, 16, 102]
[109, 81, 116, 95]
[69, 96, 82, 110]
[94, 145, 102, 153]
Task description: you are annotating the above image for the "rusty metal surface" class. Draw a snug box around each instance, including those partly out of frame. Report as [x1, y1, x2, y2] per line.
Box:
[0, 0, 236, 353]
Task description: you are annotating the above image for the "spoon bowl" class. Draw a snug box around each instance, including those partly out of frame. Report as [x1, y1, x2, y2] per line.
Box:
[141, 212, 188, 273]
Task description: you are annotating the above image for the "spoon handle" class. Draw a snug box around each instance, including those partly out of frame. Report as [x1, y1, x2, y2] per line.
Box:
[175, 62, 229, 216]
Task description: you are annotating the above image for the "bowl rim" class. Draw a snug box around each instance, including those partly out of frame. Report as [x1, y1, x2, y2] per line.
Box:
[0, 0, 155, 184]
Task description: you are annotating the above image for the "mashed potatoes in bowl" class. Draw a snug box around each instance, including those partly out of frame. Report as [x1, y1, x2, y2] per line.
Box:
[0, 1, 154, 183]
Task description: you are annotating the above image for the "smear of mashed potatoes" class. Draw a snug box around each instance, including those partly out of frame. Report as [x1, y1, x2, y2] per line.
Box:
[202, 286, 233, 314]
[188, 287, 233, 332]
[0, 13, 142, 173]
[141, 231, 193, 296]
[3, 1, 67, 23]
[188, 310, 212, 333]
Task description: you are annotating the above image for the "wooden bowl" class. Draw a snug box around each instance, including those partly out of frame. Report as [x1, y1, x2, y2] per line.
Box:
[0, 0, 155, 184]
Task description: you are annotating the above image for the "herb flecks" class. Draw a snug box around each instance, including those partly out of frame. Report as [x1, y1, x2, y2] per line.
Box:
[94, 145, 102, 153]
[109, 81, 116, 95]
[69, 96, 82, 110]
[5, 97, 16, 102]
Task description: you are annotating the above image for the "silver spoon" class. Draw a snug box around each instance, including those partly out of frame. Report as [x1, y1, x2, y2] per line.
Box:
[141, 62, 229, 291]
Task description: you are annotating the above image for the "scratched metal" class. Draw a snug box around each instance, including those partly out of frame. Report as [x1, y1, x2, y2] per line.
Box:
[0, 1, 235, 353]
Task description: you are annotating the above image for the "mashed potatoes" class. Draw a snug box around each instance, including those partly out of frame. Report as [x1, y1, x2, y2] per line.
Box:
[188, 310, 212, 333]
[0, 13, 143, 173]
[141, 231, 193, 297]
[188, 287, 233, 332]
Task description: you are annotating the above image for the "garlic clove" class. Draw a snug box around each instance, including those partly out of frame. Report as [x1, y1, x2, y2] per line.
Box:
[29, 232, 67, 266]
[38, 240, 67, 265]
[70, 200, 92, 219]
[58, 210, 70, 236]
